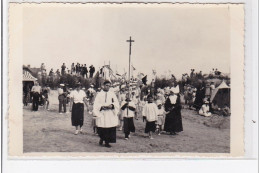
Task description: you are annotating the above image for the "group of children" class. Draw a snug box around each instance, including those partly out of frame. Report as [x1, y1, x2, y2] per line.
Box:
[119, 93, 166, 140]
[90, 87, 166, 140]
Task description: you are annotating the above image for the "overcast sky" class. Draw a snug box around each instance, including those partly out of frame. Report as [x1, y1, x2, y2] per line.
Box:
[23, 4, 230, 79]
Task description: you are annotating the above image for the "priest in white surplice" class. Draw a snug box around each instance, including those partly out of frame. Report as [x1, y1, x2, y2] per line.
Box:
[93, 80, 120, 148]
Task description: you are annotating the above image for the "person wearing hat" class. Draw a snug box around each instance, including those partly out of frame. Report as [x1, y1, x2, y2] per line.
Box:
[164, 86, 183, 135]
[199, 99, 212, 117]
[121, 93, 136, 140]
[69, 82, 88, 135]
[57, 84, 68, 114]
[93, 80, 120, 148]
[31, 81, 42, 111]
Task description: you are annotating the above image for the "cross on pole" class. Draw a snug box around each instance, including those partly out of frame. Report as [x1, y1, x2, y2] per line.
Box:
[127, 36, 134, 82]
[126, 36, 134, 116]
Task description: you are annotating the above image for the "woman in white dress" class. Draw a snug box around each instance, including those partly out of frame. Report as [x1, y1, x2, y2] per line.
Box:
[199, 100, 212, 117]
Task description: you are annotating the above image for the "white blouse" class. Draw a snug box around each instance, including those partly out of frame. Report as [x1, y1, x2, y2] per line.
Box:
[31, 86, 41, 93]
[70, 90, 86, 103]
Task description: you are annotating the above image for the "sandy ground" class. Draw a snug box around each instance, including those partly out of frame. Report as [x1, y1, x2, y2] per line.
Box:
[23, 90, 230, 153]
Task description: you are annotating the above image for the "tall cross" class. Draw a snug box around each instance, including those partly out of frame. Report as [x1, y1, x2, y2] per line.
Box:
[126, 36, 134, 116]
[126, 36, 134, 82]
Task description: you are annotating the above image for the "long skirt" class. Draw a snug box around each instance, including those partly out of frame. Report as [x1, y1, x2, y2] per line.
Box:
[123, 117, 135, 134]
[145, 121, 156, 133]
[164, 115, 175, 133]
[97, 127, 117, 143]
[164, 112, 183, 133]
[71, 103, 84, 126]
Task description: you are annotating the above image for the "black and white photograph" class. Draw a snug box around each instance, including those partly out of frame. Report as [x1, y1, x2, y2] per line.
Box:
[8, 3, 244, 156]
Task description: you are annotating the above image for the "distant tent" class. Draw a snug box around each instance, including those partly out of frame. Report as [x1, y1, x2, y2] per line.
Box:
[23, 70, 37, 82]
[210, 81, 230, 107]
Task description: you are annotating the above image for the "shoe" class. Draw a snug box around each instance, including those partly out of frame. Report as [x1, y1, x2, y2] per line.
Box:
[119, 128, 122, 131]
[99, 139, 103, 146]
[59, 112, 62, 114]
[74, 130, 79, 135]
[66, 112, 70, 114]
[47, 109, 50, 111]
[79, 129, 83, 134]
[128, 134, 131, 138]
[158, 133, 161, 136]
[149, 137, 154, 140]
[125, 138, 129, 140]
[105, 143, 111, 148]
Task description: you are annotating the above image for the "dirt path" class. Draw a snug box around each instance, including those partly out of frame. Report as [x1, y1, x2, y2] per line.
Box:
[23, 91, 230, 153]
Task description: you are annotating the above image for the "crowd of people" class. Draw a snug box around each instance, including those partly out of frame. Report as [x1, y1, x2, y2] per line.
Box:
[182, 81, 230, 117]
[24, 66, 230, 148]
[24, 79, 186, 148]
[47, 63, 96, 79]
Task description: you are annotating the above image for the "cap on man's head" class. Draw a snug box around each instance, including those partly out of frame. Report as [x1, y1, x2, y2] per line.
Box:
[103, 80, 111, 85]
[60, 84, 65, 87]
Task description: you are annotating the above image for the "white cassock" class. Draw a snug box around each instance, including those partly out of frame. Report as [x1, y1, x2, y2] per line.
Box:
[121, 101, 136, 118]
[93, 90, 120, 128]
[142, 103, 159, 122]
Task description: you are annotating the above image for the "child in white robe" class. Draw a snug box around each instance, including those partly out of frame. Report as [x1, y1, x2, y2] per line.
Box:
[121, 94, 136, 140]
[142, 95, 159, 139]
